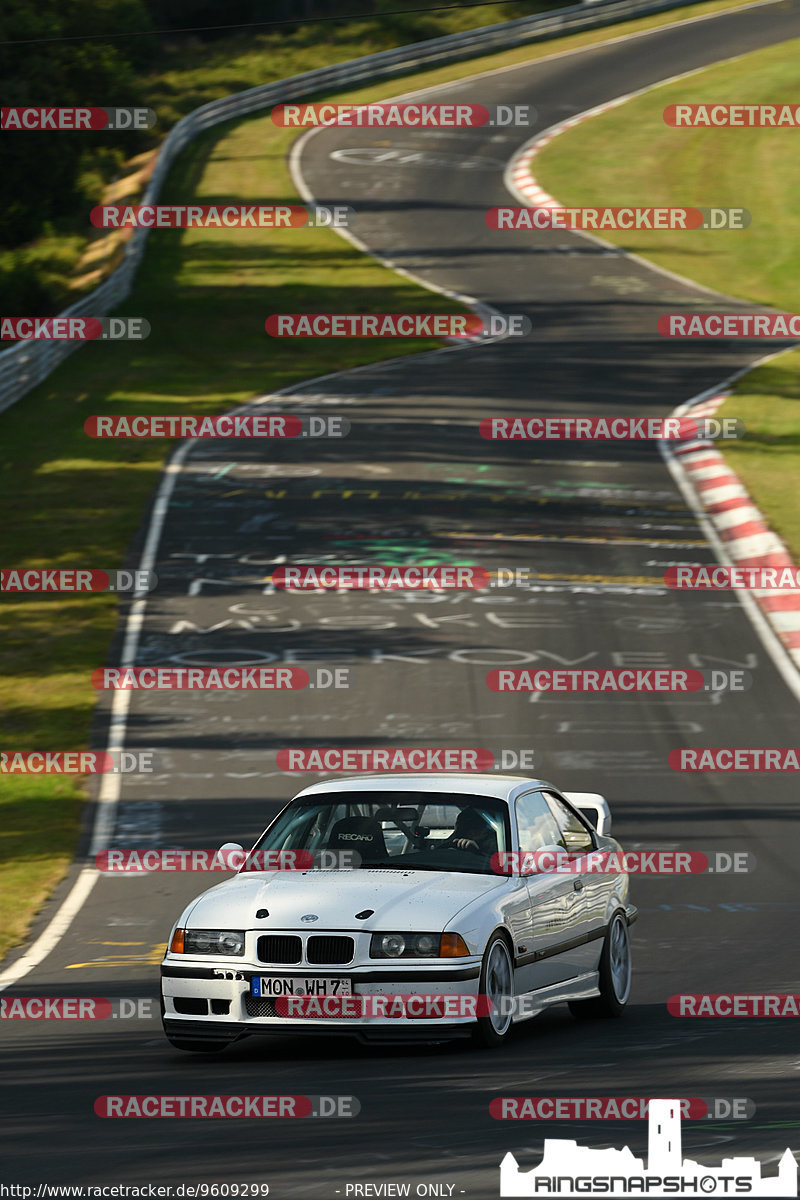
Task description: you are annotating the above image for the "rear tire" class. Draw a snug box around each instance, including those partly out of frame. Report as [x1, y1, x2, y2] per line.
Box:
[473, 933, 515, 1047]
[569, 911, 631, 1019]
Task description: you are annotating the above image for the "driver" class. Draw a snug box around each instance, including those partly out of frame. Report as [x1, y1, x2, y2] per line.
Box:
[445, 808, 497, 855]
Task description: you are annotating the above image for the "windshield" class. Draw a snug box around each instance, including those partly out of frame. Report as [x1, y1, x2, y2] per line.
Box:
[251, 791, 511, 876]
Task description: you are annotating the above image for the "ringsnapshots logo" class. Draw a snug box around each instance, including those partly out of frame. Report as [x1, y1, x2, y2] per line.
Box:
[499, 1099, 797, 1196]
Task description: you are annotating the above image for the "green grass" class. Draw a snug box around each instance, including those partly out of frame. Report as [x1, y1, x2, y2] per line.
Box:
[0, 0, 764, 960]
[534, 36, 800, 559]
[715, 355, 800, 560]
[534, 37, 800, 306]
[2, 2, 546, 313]
[2, 0, 760, 313]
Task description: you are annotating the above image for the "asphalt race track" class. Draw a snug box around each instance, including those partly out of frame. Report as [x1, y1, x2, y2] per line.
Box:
[4, 4, 800, 1196]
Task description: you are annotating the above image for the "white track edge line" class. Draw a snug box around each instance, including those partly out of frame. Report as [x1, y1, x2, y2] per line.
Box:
[0, 0, 787, 989]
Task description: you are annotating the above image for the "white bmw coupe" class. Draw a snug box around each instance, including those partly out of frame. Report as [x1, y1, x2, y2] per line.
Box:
[161, 774, 636, 1051]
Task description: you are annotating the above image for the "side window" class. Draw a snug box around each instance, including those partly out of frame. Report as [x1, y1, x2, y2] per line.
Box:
[516, 792, 565, 853]
[544, 793, 594, 854]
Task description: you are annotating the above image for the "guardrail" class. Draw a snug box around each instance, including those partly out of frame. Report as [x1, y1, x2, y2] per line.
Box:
[0, 0, 709, 413]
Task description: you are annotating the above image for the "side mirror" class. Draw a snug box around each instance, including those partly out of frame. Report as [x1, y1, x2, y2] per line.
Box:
[563, 792, 612, 836]
[218, 842, 245, 871]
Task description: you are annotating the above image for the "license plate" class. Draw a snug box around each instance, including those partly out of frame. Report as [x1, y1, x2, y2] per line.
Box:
[251, 976, 352, 998]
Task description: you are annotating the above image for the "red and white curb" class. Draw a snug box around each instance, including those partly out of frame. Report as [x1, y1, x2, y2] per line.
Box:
[503, 95, 800, 679]
[664, 393, 800, 668]
[505, 97, 630, 213]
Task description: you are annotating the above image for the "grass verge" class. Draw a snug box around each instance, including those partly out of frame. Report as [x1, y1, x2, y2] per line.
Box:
[2, 0, 762, 312]
[534, 35, 800, 559]
[0, 0, 767, 959]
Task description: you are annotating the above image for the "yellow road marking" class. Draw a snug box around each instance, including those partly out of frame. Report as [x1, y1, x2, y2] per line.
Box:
[261, 569, 676, 586]
[438, 531, 705, 547]
[65, 942, 167, 969]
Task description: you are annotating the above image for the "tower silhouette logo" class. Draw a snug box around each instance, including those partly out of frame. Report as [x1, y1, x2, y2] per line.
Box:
[500, 1098, 797, 1196]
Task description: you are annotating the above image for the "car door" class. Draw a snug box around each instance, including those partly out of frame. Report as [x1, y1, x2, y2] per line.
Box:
[542, 790, 607, 974]
[513, 790, 577, 989]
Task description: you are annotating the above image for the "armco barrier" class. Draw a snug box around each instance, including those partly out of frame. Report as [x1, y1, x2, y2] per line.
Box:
[0, 0, 714, 413]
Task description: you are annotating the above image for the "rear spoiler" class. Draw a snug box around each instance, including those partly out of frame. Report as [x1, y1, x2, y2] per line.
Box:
[562, 791, 612, 837]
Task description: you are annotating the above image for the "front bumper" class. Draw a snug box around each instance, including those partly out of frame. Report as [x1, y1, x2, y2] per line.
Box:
[161, 959, 482, 1044]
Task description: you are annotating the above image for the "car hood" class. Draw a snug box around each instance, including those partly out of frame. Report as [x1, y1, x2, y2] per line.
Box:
[186, 868, 507, 932]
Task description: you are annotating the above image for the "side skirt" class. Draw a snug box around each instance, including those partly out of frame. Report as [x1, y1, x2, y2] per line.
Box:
[511, 971, 600, 1024]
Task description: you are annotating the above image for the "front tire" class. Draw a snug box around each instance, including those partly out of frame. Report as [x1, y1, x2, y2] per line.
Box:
[473, 933, 515, 1047]
[569, 911, 631, 1019]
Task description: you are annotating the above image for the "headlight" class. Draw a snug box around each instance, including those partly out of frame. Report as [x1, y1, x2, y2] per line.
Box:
[370, 932, 468, 959]
[377, 933, 406, 958]
[180, 929, 245, 956]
